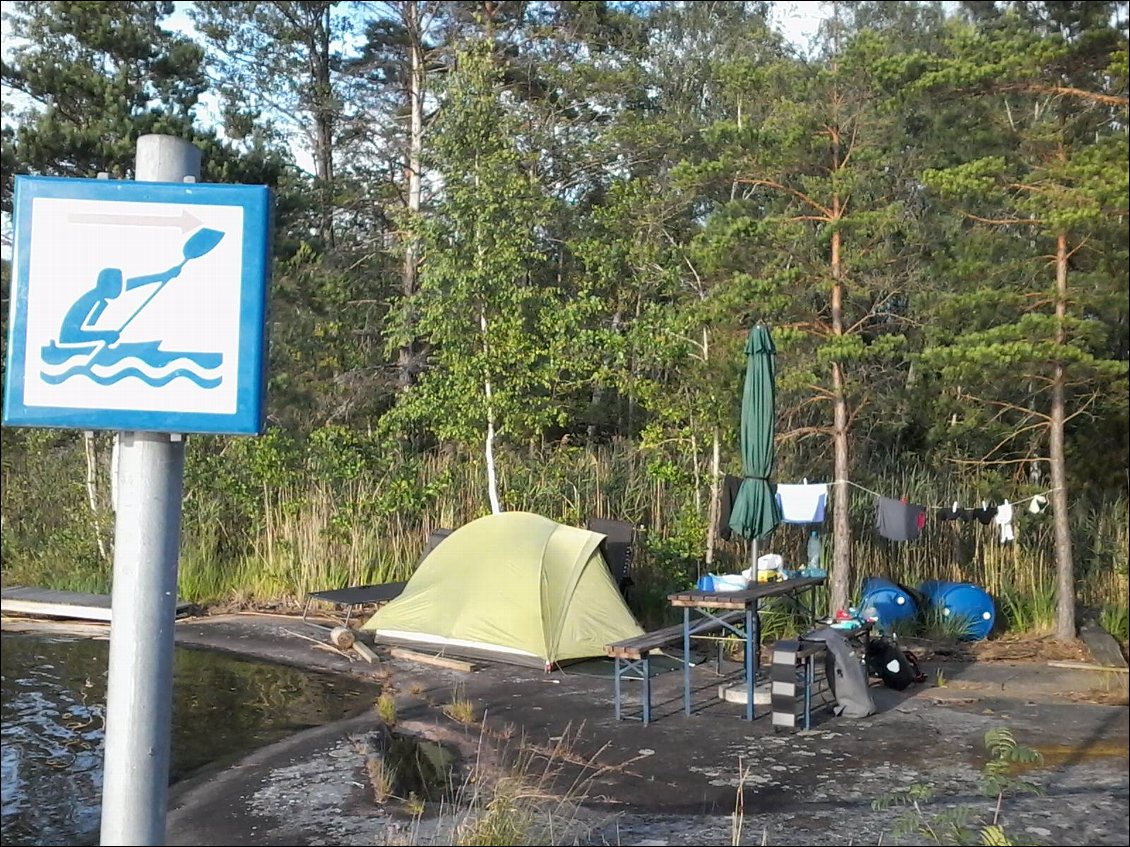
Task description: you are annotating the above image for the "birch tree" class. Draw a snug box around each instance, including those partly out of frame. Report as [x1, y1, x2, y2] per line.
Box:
[387, 42, 559, 513]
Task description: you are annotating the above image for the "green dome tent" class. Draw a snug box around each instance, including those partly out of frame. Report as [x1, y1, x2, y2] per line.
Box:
[361, 512, 644, 669]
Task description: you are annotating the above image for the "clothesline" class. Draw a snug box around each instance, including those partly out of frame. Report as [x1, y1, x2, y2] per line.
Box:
[824, 478, 1060, 511]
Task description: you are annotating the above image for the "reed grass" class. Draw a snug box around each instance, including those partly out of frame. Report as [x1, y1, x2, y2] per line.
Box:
[444, 684, 477, 725]
[2, 432, 1125, 640]
[366, 756, 396, 803]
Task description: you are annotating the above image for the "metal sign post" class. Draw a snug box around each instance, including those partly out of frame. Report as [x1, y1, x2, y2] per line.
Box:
[2, 134, 271, 845]
[99, 135, 198, 846]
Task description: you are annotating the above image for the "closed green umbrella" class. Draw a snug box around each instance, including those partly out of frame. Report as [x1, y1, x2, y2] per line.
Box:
[728, 324, 782, 567]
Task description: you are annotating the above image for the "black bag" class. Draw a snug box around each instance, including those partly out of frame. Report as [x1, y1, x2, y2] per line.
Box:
[865, 637, 924, 691]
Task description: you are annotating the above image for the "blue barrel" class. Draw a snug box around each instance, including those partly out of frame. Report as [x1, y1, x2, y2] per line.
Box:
[859, 577, 918, 629]
[919, 580, 995, 641]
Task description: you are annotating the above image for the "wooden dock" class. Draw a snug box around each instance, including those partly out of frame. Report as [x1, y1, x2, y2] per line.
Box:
[1, 586, 193, 623]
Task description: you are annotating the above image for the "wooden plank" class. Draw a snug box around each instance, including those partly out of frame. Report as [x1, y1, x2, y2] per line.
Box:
[669, 596, 748, 610]
[667, 576, 827, 608]
[606, 611, 748, 658]
[1, 617, 111, 638]
[1, 598, 113, 622]
[606, 638, 673, 659]
[2, 586, 192, 623]
[353, 640, 378, 664]
[389, 647, 478, 672]
[1047, 660, 1129, 674]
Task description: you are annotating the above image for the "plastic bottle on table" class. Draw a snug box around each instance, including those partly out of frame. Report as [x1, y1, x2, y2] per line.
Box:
[806, 531, 822, 571]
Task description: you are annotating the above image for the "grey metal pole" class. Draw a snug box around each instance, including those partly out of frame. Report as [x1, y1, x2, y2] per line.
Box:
[99, 134, 200, 847]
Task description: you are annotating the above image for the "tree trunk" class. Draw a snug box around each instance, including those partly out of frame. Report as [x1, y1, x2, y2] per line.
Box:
[397, 0, 426, 389]
[830, 224, 851, 614]
[481, 308, 502, 514]
[1050, 230, 1075, 641]
[627, 293, 642, 437]
[83, 431, 109, 562]
[826, 51, 851, 614]
[484, 383, 501, 514]
[705, 425, 721, 567]
[311, 4, 335, 247]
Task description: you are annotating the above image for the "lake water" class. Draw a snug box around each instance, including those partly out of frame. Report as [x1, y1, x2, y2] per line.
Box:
[1, 632, 380, 846]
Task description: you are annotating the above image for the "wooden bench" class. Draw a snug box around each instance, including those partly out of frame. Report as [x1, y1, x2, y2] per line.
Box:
[605, 611, 745, 726]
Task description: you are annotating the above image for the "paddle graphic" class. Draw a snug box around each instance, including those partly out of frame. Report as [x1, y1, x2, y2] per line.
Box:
[112, 227, 225, 340]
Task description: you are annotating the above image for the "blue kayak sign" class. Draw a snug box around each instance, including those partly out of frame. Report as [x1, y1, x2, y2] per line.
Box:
[3, 176, 272, 435]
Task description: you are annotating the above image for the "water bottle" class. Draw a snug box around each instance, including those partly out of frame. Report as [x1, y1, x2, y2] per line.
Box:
[806, 531, 822, 571]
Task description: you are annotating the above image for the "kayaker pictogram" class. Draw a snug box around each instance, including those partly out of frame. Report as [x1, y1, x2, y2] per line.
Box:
[40, 228, 226, 388]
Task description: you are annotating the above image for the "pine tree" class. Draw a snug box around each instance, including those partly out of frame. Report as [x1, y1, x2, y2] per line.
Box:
[915, 2, 1128, 640]
[1, 0, 206, 208]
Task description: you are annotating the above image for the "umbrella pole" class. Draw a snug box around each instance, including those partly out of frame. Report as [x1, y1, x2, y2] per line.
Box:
[750, 538, 759, 573]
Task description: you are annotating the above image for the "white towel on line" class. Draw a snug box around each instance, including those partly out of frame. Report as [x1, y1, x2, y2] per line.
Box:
[776, 483, 828, 524]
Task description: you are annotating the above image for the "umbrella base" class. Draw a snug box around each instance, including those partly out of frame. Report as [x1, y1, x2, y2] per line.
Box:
[717, 681, 772, 706]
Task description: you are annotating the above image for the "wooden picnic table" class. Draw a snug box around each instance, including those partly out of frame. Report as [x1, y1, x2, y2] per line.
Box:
[668, 576, 826, 720]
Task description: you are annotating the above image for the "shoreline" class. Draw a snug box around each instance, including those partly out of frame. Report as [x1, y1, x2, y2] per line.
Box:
[166, 613, 1128, 846]
[5, 612, 1128, 845]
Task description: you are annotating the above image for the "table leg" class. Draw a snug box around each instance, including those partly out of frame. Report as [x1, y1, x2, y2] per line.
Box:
[643, 655, 652, 726]
[613, 657, 622, 721]
[804, 653, 814, 730]
[746, 604, 755, 721]
[683, 607, 691, 716]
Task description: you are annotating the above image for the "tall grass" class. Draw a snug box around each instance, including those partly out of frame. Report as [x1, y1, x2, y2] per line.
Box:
[3, 432, 1126, 639]
[446, 727, 594, 847]
[0, 429, 112, 593]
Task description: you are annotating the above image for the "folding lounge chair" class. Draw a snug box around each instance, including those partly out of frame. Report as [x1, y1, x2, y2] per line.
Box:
[585, 518, 637, 600]
[301, 528, 453, 626]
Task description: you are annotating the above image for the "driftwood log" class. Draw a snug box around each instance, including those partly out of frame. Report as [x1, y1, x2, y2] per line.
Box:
[329, 626, 356, 650]
[389, 646, 477, 673]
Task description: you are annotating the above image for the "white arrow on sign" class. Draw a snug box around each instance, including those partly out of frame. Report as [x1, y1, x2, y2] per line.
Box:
[67, 209, 204, 233]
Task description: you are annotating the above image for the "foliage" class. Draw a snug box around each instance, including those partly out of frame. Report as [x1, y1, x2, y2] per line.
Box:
[872, 727, 1043, 845]
[384, 40, 567, 509]
[0, 2, 1126, 643]
[1100, 603, 1129, 645]
[979, 727, 1043, 799]
[1, 0, 204, 208]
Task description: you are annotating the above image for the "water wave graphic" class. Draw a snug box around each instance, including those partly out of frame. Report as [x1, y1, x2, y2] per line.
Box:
[41, 367, 221, 388]
[92, 358, 219, 381]
[41, 358, 221, 383]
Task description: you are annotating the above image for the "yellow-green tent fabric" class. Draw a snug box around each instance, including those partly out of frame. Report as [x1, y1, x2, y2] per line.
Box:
[361, 512, 644, 668]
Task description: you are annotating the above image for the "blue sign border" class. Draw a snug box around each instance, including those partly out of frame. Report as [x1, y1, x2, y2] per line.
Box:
[2, 176, 272, 435]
